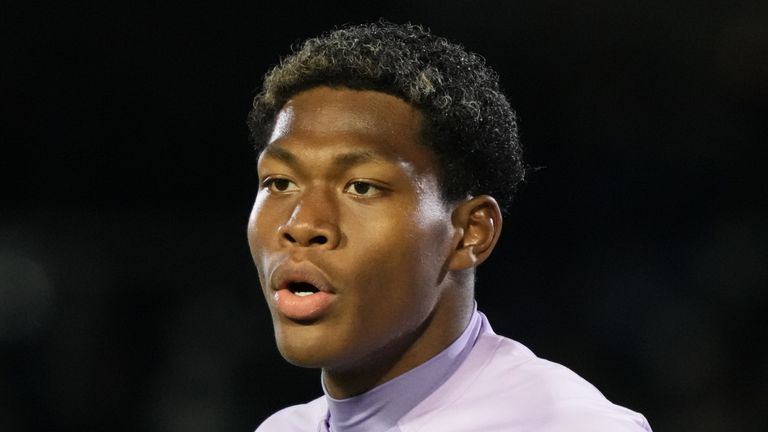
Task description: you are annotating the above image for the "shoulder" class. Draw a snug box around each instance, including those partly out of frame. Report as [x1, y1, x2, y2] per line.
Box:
[481, 337, 652, 431]
[255, 395, 327, 432]
[401, 329, 651, 432]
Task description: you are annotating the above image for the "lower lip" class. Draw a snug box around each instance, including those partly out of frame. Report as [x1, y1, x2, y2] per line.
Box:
[274, 289, 335, 321]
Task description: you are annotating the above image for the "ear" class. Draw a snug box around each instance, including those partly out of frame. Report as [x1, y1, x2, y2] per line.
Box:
[447, 195, 503, 271]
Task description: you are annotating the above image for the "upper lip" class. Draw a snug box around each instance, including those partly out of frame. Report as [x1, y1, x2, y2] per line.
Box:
[270, 261, 336, 294]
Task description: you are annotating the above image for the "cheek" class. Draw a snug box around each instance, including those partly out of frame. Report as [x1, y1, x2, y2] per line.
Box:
[246, 211, 266, 290]
[351, 214, 450, 301]
[356, 194, 451, 277]
[246, 205, 261, 251]
[247, 196, 279, 284]
[247, 193, 275, 253]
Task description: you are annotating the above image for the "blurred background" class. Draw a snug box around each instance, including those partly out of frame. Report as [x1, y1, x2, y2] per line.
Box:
[2, 1, 766, 431]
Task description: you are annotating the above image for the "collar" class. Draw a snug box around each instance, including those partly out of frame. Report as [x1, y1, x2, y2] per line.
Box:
[321, 306, 483, 432]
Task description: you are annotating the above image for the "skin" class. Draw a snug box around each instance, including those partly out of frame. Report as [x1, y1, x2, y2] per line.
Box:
[247, 86, 502, 398]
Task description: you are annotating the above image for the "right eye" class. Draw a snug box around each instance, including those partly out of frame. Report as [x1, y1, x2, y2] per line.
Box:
[262, 178, 299, 193]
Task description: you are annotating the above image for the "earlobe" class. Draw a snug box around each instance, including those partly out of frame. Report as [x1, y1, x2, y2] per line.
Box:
[447, 195, 503, 271]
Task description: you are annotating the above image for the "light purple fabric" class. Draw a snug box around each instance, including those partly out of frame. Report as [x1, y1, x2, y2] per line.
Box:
[322, 307, 483, 432]
[256, 310, 652, 432]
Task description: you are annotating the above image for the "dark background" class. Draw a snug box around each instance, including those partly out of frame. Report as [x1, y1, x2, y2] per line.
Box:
[2, 1, 766, 431]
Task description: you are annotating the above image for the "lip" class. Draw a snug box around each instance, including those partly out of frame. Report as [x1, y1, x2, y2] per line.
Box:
[270, 262, 337, 321]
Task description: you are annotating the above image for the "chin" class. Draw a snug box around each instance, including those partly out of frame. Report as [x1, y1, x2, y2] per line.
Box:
[277, 342, 342, 369]
[274, 325, 342, 369]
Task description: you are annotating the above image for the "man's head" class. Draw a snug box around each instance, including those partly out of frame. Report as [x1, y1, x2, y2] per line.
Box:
[248, 22, 524, 211]
[246, 22, 523, 397]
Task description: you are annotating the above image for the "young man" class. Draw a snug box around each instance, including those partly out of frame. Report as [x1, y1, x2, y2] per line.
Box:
[247, 22, 651, 432]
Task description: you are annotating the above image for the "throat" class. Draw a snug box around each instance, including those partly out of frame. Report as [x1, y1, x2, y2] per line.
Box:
[322, 324, 429, 399]
[323, 298, 475, 399]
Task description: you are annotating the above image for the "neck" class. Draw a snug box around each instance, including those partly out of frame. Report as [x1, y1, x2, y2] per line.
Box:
[323, 272, 474, 399]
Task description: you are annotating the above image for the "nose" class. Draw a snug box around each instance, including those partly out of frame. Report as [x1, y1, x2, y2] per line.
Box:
[278, 192, 341, 249]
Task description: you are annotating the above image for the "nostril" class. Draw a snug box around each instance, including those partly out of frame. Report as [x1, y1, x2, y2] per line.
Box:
[282, 232, 327, 245]
[310, 235, 327, 245]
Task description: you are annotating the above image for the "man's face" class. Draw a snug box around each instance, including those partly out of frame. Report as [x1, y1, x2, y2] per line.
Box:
[247, 86, 458, 373]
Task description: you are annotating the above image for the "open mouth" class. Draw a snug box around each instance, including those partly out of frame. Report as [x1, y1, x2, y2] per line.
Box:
[288, 282, 320, 297]
[272, 267, 336, 320]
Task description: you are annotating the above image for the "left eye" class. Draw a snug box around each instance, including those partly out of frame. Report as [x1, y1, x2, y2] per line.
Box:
[344, 181, 382, 197]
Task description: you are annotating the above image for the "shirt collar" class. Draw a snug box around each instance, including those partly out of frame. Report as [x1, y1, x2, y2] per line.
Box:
[322, 305, 483, 432]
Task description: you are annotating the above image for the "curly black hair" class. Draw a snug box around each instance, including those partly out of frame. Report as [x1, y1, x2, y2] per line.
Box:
[248, 22, 524, 210]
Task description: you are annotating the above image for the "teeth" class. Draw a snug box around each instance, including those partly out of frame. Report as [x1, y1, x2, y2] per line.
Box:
[294, 291, 315, 297]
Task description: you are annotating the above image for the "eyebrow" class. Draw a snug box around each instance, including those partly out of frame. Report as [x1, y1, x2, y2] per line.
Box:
[332, 149, 382, 169]
[261, 146, 389, 172]
[261, 146, 297, 165]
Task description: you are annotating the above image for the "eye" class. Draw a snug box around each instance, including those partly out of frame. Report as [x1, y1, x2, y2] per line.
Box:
[344, 181, 383, 197]
[262, 177, 299, 193]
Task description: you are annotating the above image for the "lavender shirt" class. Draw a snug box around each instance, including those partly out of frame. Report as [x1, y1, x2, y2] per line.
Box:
[256, 310, 652, 432]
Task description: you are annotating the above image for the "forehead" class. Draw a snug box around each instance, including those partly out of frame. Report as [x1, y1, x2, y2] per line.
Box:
[264, 87, 438, 173]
